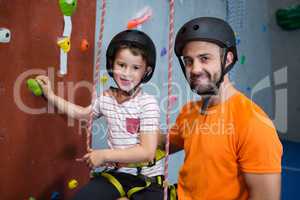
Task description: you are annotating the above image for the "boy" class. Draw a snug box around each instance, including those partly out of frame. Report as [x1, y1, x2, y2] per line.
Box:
[36, 30, 165, 200]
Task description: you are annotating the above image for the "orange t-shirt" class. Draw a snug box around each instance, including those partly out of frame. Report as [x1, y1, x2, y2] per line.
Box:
[170, 91, 282, 200]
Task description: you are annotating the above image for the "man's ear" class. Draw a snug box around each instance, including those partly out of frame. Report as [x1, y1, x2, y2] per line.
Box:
[225, 51, 234, 68]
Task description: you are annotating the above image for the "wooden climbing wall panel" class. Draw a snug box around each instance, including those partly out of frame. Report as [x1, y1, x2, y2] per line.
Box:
[0, 0, 96, 199]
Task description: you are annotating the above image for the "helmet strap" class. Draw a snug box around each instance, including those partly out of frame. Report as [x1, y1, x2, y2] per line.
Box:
[201, 48, 236, 114]
[216, 48, 235, 88]
[200, 97, 210, 115]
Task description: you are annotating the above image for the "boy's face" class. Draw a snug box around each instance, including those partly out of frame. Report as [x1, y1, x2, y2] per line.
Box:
[182, 41, 223, 94]
[112, 48, 150, 92]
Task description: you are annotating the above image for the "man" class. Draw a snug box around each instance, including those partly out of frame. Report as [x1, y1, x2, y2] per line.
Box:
[161, 17, 282, 200]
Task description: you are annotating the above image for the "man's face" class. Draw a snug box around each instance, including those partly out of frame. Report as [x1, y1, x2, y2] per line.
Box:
[182, 41, 222, 94]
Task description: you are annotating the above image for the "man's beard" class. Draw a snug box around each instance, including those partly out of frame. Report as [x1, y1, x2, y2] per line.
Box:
[188, 70, 220, 95]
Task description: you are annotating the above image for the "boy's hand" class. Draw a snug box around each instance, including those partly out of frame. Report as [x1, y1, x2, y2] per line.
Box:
[35, 75, 54, 99]
[76, 150, 107, 169]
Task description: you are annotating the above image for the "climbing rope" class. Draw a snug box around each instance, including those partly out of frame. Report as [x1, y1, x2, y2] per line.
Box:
[87, 0, 106, 151]
[164, 0, 175, 199]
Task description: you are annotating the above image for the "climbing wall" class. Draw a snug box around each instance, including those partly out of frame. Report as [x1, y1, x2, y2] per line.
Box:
[269, 0, 300, 142]
[0, 0, 96, 199]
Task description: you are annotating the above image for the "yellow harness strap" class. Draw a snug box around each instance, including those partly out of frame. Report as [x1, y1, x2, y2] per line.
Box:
[100, 172, 177, 199]
[168, 184, 177, 200]
[98, 149, 172, 198]
[156, 175, 163, 185]
[100, 172, 126, 197]
[127, 180, 151, 198]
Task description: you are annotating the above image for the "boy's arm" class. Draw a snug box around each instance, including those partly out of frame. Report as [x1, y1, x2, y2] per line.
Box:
[78, 130, 160, 167]
[103, 130, 159, 164]
[48, 94, 91, 120]
[35, 75, 91, 120]
[81, 130, 184, 168]
[104, 130, 184, 164]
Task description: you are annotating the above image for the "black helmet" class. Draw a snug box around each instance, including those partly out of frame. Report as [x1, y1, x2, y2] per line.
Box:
[174, 17, 238, 81]
[106, 29, 156, 83]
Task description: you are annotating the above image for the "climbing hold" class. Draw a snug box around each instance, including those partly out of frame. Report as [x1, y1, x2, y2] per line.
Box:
[50, 191, 60, 200]
[276, 4, 300, 30]
[59, 0, 77, 16]
[169, 95, 177, 108]
[28, 197, 36, 200]
[0, 28, 11, 43]
[26, 79, 43, 96]
[240, 55, 246, 65]
[80, 39, 89, 52]
[57, 37, 71, 53]
[262, 24, 267, 32]
[236, 38, 241, 45]
[100, 75, 109, 85]
[127, 6, 152, 29]
[160, 47, 167, 57]
[68, 179, 78, 189]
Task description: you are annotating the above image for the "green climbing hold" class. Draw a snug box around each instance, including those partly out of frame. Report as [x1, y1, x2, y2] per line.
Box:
[59, 0, 77, 16]
[276, 4, 300, 30]
[240, 55, 246, 65]
[26, 79, 43, 96]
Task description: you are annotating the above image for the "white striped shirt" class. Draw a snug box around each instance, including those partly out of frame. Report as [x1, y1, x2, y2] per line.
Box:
[93, 88, 164, 177]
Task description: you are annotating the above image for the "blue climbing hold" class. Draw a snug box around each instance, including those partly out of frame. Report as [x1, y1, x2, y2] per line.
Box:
[160, 47, 167, 57]
[51, 191, 60, 200]
[262, 24, 267, 32]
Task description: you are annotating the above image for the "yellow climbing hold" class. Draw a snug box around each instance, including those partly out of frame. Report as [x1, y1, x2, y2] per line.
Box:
[57, 37, 71, 53]
[68, 179, 78, 189]
[100, 75, 109, 85]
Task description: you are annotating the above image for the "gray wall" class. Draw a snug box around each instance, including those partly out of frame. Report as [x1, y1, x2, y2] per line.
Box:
[268, 0, 300, 142]
[93, 0, 275, 183]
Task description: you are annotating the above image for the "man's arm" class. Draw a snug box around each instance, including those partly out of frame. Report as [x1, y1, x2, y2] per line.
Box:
[157, 131, 183, 154]
[244, 173, 281, 200]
